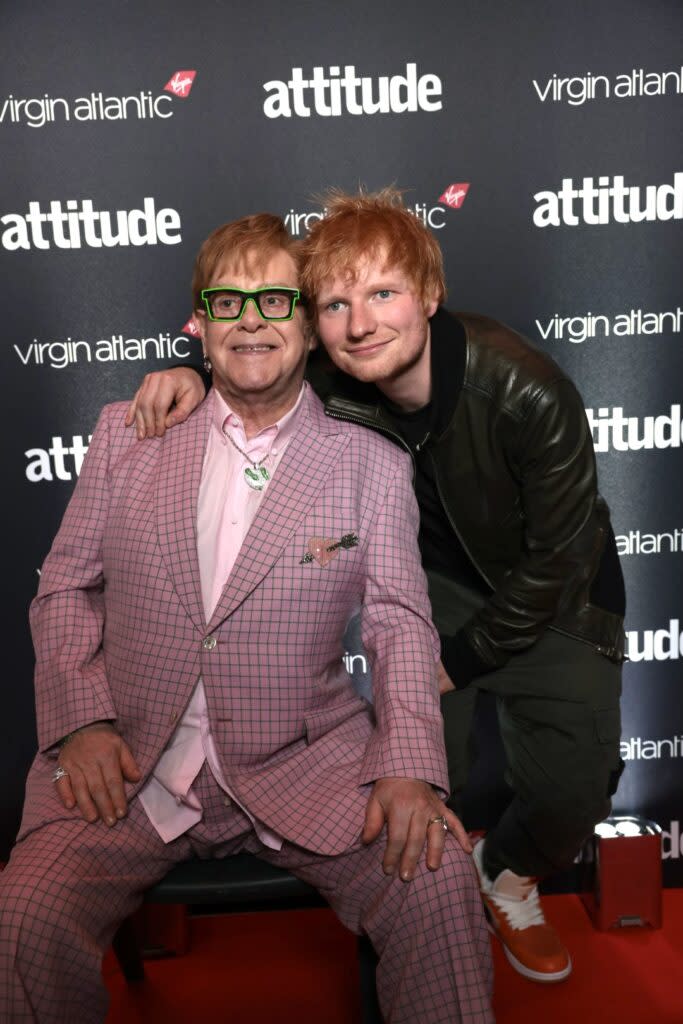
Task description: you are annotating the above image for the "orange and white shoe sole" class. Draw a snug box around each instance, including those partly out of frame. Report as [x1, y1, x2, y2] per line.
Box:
[484, 913, 573, 983]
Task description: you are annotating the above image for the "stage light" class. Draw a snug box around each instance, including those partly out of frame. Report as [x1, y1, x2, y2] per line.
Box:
[580, 815, 662, 930]
[614, 818, 645, 838]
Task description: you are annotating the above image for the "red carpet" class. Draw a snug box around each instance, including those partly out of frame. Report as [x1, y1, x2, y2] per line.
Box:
[104, 891, 683, 1023]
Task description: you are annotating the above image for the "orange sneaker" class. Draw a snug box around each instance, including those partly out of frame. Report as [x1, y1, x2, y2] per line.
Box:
[472, 839, 572, 983]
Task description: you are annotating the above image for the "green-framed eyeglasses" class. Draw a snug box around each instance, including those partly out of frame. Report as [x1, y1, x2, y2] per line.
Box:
[201, 286, 302, 322]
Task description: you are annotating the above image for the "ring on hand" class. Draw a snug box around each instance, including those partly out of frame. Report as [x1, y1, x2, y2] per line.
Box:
[427, 814, 448, 833]
[52, 766, 69, 783]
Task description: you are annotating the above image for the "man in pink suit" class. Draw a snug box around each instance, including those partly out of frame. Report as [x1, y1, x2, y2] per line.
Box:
[0, 213, 493, 1023]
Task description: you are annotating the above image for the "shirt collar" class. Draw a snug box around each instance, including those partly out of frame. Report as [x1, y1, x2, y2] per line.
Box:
[211, 382, 308, 452]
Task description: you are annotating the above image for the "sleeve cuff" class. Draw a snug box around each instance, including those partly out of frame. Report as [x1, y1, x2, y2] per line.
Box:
[441, 630, 494, 689]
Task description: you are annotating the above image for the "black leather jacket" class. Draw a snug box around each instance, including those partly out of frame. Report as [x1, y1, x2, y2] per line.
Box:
[317, 308, 626, 681]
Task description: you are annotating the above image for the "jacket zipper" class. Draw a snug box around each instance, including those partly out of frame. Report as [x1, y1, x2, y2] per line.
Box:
[324, 407, 417, 481]
[544, 623, 624, 660]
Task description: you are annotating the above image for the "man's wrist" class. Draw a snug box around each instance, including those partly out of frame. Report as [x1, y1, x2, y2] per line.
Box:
[59, 720, 115, 747]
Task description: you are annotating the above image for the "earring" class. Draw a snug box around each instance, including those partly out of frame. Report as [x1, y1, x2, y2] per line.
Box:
[203, 355, 212, 373]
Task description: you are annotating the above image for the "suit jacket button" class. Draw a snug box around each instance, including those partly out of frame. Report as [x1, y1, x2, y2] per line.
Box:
[202, 636, 217, 651]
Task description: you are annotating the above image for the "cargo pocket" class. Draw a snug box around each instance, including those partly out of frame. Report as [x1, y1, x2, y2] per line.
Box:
[594, 706, 621, 744]
[594, 706, 624, 797]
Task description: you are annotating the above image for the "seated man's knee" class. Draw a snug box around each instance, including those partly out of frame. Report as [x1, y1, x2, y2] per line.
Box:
[413, 841, 480, 913]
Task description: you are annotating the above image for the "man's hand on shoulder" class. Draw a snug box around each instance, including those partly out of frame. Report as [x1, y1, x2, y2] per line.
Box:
[54, 722, 141, 826]
[124, 367, 206, 439]
[363, 776, 472, 881]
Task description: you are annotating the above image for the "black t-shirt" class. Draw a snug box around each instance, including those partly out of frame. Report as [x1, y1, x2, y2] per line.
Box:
[385, 400, 489, 596]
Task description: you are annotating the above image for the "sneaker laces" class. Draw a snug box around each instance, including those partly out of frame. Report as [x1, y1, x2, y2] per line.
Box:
[488, 880, 545, 931]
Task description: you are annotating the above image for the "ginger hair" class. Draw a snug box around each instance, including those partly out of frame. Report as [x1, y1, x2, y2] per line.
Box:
[298, 187, 446, 313]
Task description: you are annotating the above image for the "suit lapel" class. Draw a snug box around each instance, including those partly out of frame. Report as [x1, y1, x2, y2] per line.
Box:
[156, 391, 214, 632]
[207, 387, 349, 631]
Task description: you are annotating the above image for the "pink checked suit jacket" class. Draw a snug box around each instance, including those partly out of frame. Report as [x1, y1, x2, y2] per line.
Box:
[23, 386, 448, 854]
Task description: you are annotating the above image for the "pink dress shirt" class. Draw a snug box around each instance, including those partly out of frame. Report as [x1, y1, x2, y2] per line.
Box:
[138, 385, 306, 844]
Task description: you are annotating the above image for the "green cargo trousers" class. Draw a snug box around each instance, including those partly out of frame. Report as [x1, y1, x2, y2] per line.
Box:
[428, 571, 624, 879]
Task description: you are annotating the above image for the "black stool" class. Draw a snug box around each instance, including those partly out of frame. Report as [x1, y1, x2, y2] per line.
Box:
[112, 854, 381, 1023]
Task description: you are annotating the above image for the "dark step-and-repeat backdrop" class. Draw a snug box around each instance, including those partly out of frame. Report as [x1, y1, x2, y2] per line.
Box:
[2, 2, 681, 882]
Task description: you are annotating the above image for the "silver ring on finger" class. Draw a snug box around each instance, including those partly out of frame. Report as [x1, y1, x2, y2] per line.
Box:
[52, 766, 69, 783]
[427, 814, 448, 834]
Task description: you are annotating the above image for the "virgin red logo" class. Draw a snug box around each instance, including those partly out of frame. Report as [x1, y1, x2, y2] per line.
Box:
[164, 71, 197, 98]
[439, 183, 470, 209]
[181, 317, 201, 337]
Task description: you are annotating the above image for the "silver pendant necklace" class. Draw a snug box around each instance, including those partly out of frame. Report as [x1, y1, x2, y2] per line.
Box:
[223, 427, 273, 491]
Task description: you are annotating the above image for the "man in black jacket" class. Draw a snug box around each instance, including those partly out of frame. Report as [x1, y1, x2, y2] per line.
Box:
[127, 189, 625, 984]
